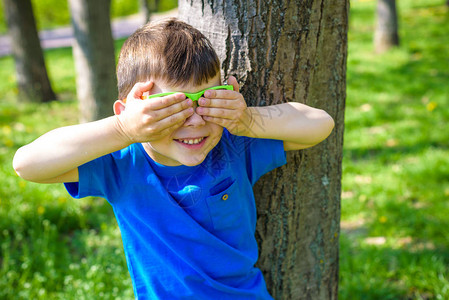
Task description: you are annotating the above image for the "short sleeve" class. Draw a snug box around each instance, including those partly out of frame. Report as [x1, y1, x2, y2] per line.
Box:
[64, 153, 123, 202]
[223, 130, 287, 185]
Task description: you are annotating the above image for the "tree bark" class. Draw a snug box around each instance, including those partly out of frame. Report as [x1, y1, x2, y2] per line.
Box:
[68, 0, 117, 122]
[3, 0, 56, 102]
[374, 0, 400, 53]
[179, 1, 347, 299]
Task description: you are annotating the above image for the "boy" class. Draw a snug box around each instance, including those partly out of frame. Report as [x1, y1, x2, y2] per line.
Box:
[13, 19, 334, 299]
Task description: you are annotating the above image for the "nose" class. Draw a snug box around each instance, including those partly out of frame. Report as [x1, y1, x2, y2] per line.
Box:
[183, 102, 206, 127]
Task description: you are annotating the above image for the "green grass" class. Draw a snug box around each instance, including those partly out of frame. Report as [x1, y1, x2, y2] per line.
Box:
[1, 0, 449, 299]
[340, 0, 449, 299]
[0, 0, 178, 34]
[0, 39, 133, 299]
[0, 103, 134, 299]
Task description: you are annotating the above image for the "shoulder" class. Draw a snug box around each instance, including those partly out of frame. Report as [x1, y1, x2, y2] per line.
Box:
[112, 143, 140, 158]
[88, 143, 144, 175]
[218, 129, 251, 154]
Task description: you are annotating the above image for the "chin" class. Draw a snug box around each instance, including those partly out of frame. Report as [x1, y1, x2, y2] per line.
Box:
[179, 155, 208, 167]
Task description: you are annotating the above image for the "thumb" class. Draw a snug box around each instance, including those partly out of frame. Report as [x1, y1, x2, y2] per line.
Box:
[226, 76, 240, 93]
[127, 81, 154, 102]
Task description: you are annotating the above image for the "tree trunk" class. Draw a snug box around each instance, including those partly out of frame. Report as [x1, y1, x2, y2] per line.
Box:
[3, 0, 56, 102]
[139, 0, 161, 23]
[374, 0, 400, 53]
[179, 1, 347, 299]
[139, 0, 151, 23]
[68, 0, 117, 122]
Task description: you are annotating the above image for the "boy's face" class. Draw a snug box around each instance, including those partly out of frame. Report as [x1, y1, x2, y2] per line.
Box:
[144, 75, 224, 166]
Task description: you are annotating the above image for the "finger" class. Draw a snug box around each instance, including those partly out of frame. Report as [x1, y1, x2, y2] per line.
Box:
[196, 107, 236, 120]
[227, 76, 240, 93]
[202, 116, 246, 135]
[201, 116, 228, 127]
[154, 107, 194, 131]
[127, 81, 154, 102]
[145, 93, 188, 110]
[203, 89, 237, 100]
[198, 97, 241, 109]
[152, 98, 193, 122]
[155, 119, 186, 137]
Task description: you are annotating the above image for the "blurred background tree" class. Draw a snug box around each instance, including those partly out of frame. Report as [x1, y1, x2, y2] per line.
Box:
[0, 0, 177, 120]
[374, 0, 400, 53]
[68, 0, 117, 122]
[0, 0, 178, 34]
[139, 0, 160, 23]
[2, 0, 56, 102]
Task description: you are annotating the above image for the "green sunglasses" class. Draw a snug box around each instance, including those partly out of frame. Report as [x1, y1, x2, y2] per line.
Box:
[143, 85, 234, 101]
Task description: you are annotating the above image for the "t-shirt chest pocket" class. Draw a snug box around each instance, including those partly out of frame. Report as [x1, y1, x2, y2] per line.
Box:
[205, 178, 242, 231]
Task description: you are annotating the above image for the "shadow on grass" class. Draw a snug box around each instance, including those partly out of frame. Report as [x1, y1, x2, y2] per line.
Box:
[348, 56, 449, 98]
[340, 240, 449, 299]
[340, 184, 449, 298]
[344, 141, 449, 163]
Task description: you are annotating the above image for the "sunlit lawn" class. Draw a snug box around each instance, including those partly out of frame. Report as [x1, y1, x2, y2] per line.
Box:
[340, 0, 449, 299]
[0, 40, 134, 299]
[0, 0, 178, 34]
[0, 0, 448, 299]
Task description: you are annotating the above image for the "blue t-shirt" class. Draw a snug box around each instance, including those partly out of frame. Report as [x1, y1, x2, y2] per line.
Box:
[65, 130, 286, 299]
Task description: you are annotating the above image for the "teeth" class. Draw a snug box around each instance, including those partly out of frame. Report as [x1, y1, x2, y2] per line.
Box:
[180, 137, 204, 145]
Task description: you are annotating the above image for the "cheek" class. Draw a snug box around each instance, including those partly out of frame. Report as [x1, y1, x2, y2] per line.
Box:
[209, 123, 223, 135]
[206, 124, 223, 142]
[206, 124, 223, 147]
[148, 136, 173, 150]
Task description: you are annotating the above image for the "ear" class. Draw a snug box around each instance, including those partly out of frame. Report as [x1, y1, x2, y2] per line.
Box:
[113, 100, 126, 115]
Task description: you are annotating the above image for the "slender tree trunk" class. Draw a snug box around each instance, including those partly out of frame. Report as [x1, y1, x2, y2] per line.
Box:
[139, 0, 161, 23]
[139, 0, 151, 23]
[68, 0, 117, 122]
[179, 1, 347, 299]
[374, 0, 400, 53]
[3, 0, 56, 102]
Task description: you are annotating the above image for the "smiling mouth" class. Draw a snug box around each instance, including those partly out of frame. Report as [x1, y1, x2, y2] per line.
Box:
[176, 137, 206, 145]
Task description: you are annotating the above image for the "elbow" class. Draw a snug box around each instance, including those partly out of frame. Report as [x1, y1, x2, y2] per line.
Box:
[324, 112, 335, 139]
[311, 110, 335, 145]
[13, 147, 35, 182]
[285, 111, 335, 151]
[13, 148, 27, 180]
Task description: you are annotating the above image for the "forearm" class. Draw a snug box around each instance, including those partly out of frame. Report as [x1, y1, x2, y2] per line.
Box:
[13, 116, 130, 182]
[245, 102, 334, 147]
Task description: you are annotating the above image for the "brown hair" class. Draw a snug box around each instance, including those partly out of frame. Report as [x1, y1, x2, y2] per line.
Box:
[116, 18, 220, 100]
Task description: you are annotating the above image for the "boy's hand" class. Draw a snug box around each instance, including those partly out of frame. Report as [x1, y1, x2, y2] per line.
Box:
[115, 81, 194, 143]
[196, 76, 252, 136]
